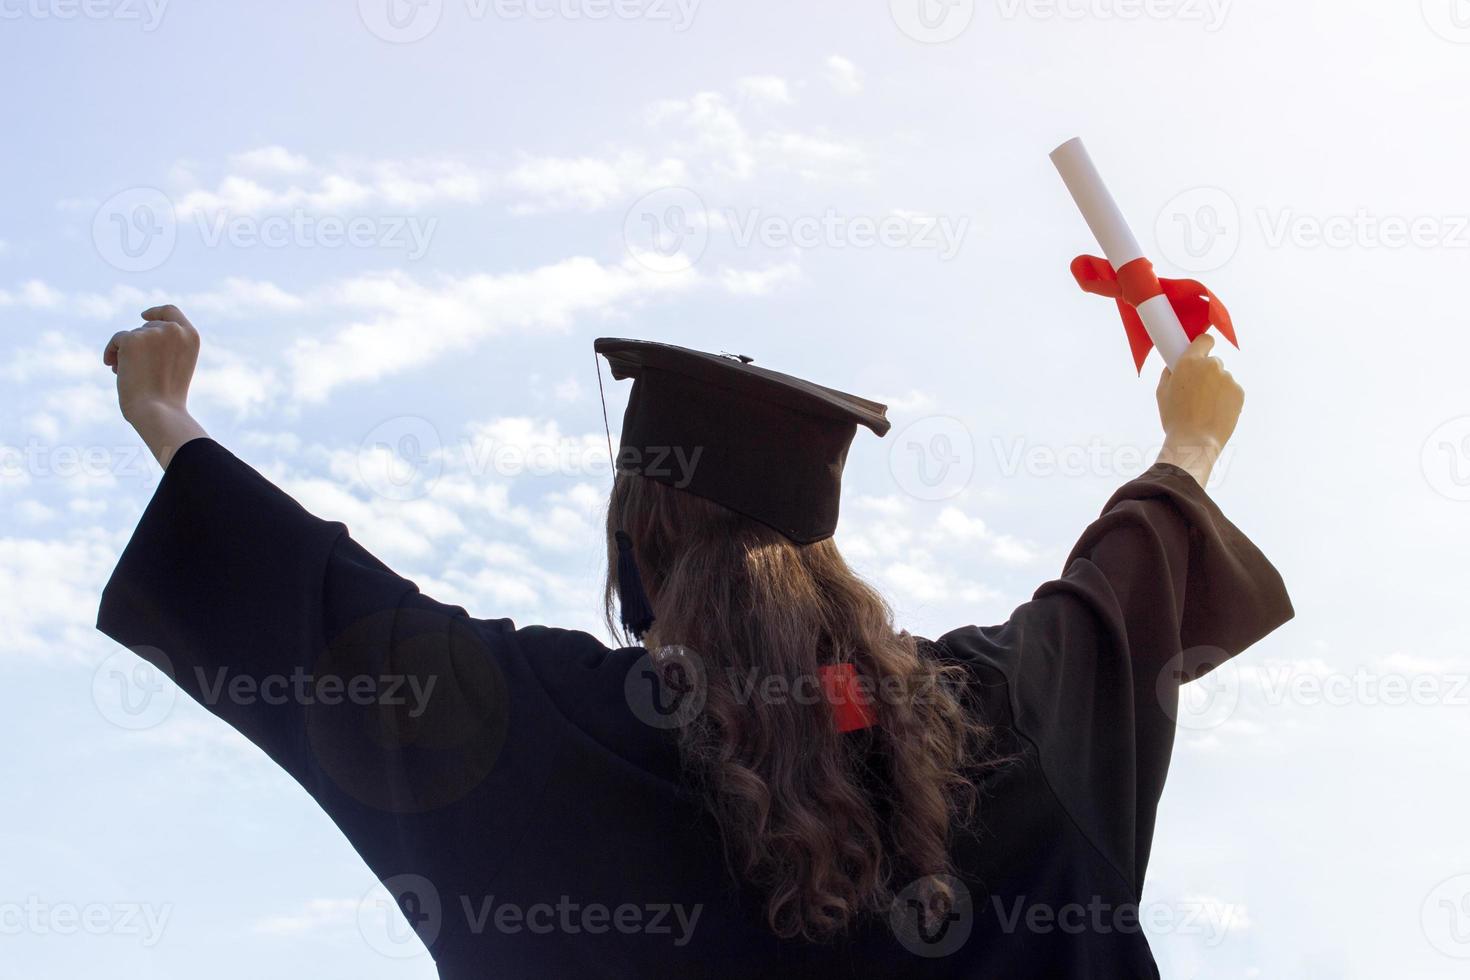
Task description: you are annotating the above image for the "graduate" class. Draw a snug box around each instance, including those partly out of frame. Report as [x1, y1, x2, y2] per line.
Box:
[97, 305, 1292, 978]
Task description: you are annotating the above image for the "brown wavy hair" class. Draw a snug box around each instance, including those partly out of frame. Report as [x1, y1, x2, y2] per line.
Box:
[605, 472, 992, 941]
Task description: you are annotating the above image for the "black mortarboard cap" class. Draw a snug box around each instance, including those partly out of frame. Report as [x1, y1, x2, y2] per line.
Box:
[595, 338, 891, 544]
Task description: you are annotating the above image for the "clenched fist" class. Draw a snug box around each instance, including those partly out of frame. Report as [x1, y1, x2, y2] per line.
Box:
[104, 306, 200, 424]
[1154, 334, 1244, 487]
[103, 306, 209, 468]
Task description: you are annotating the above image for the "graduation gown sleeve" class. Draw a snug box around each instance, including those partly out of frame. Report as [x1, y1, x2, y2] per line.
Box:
[937, 462, 1294, 898]
[95, 437, 516, 881]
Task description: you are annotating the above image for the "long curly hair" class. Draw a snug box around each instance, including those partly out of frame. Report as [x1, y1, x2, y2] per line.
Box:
[605, 472, 992, 941]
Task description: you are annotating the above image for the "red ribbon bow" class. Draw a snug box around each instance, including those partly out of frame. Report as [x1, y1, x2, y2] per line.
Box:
[1069, 255, 1238, 374]
[818, 663, 877, 734]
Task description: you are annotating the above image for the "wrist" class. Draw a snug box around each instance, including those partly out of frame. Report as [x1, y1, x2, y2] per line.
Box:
[126, 401, 207, 469]
[1157, 437, 1222, 488]
[1160, 432, 1223, 460]
[123, 398, 189, 428]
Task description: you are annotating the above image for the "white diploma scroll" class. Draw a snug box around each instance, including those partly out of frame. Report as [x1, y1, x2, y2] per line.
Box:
[1050, 137, 1192, 370]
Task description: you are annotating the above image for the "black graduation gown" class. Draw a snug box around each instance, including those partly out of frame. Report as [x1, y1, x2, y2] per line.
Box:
[96, 438, 1293, 979]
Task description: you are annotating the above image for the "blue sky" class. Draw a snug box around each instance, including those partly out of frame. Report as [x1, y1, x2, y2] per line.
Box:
[4, 1, 1470, 976]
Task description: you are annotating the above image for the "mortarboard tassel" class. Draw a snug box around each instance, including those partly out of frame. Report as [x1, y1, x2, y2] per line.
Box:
[615, 531, 656, 642]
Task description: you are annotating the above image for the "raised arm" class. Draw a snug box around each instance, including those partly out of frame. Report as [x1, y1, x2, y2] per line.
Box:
[939, 335, 1287, 895]
[103, 304, 209, 468]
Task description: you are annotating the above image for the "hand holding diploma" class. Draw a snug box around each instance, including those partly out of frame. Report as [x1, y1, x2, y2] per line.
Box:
[1155, 333, 1243, 488]
[1051, 138, 1238, 373]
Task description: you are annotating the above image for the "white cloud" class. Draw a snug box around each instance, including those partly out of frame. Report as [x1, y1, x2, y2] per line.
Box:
[229, 146, 313, 176]
[737, 75, 794, 105]
[192, 344, 280, 418]
[0, 279, 305, 323]
[281, 471, 467, 563]
[29, 384, 114, 435]
[0, 280, 64, 311]
[934, 507, 988, 541]
[757, 130, 867, 181]
[718, 261, 803, 296]
[2, 331, 99, 382]
[647, 90, 757, 180]
[252, 898, 358, 937]
[989, 534, 1039, 564]
[173, 151, 490, 218]
[14, 500, 57, 523]
[824, 56, 863, 96]
[287, 258, 698, 402]
[881, 390, 939, 414]
[0, 529, 121, 661]
[505, 151, 688, 213]
[879, 560, 996, 605]
[645, 86, 866, 184]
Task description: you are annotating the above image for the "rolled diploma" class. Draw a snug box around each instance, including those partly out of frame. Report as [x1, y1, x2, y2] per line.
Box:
[1050, 137, 1191, 369]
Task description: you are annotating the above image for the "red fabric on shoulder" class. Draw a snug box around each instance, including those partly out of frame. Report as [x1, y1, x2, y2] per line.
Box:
[818, 663, 877, 733]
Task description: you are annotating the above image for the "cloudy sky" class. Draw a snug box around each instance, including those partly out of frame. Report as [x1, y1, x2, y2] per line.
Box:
[4, 1, 1470, 976]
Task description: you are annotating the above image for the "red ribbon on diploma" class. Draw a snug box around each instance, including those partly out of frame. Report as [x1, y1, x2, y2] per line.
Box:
[1070, 255, 1239, 374]
[818, 663, 877, 734]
